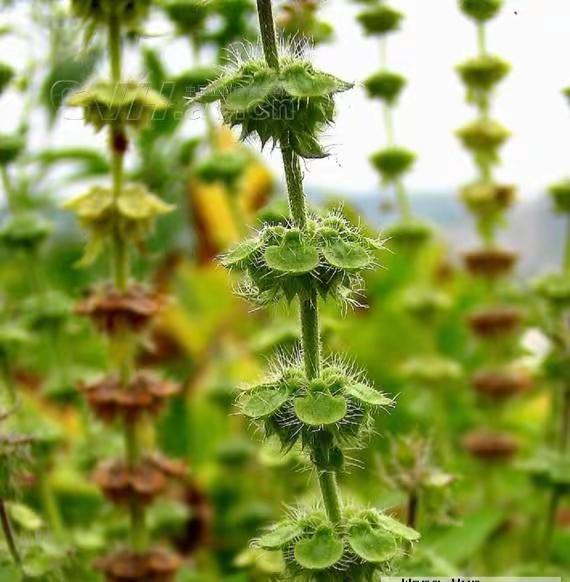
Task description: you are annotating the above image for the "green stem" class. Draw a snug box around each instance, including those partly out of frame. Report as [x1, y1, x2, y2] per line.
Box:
[300, 290, 321, 380]
[477, 22, 487, 56]
[37, 467, 64, 541]
[542, 488, 560, 560]
[0, 500, 21, 568]
[256, 0, 280, 71]
[395, 178, 412, 221]
[109, 14, 122, 84]
[318, 469, 342, 525]
[564, 216, 570, 274]
[281, 136, 308, 228]
[383, 104, 395, 148]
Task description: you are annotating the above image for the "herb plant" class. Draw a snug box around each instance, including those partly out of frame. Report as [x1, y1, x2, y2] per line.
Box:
[195, 1, 419, 579]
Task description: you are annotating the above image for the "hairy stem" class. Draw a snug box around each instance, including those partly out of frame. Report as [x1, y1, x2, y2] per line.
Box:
[256, 0, 280, 71]
[0, 499, 21, 567]
[318, 470, 342, 525]
[300, 289, 321, 380]
[281, 136, 308, 229]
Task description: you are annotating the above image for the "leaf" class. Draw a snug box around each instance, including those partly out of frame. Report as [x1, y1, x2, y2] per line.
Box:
[281, 64, 351, 98]
[294, 392, 347, 426]
[345, 383, 393, 407]
[258, 522, 304, 549]
[294, 527, 344, 570]
[242, 385, 289, 419]
[375, 514, 421, 541]
[8, 503, 43, 532]
[264, 232, 319, 274]
[347, 521, 399, 563]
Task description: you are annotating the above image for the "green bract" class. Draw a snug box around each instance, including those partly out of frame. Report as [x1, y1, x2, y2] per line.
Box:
[193, 57, 352, 159]
[0, 214, 52, 252]
[256, 507, 417, 579]
[456, 119, 510, 163]
[71, 0, 151, 29]
[459, 0, 502, 22]
[357, 4, 403, 36]
[239, 356, 393, 455]
[370, 147, 416, 183]
[0, 62, 14, 96]
[0, 133, 25, 165]
[63, 183, 174, 265]
[222, 212, 382, 305]
[385, 220, 432, 251]
[364, 70, 406, 104]
[457, 55, 510, 93]
[68, 80, 169, 131]
[163, 0, 210, 34]
[548, 179, 570, 214]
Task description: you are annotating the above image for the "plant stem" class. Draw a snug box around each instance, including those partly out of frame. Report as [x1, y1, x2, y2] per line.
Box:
[256, 0, 280, 71]
[255, 0, 344, 527]
[542, 488, 560, 560]
[108, 10, 146, 553]
[318, 469, 342, 525]
[37, 467, 64, 541]
[564, 216, 570, 274]
[477, 22, 487, 56]
[0, 499, 21, 567]
[395, 178, 412, 221]
[0, 166, 16, 213]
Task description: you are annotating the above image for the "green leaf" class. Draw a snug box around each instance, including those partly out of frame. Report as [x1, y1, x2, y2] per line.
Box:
[375, 514, 420, 541]
[258, 521, 304, 549]
[347, 521, 399, 563]
[323, 237, 371, 270]
[345, 383, 393, 407]
[264, 231, 319, 274]
[242, 385, 289, 419]
[294, 527, 344, 570]
[294, 392, 347, 426]
[281, 64, 351, 98]
[8, 503, 43, 532]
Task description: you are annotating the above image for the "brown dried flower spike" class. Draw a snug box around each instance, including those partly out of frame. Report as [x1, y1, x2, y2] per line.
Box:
[463, 429, 519, 462]
[472, 369, 532, 399]
[95, 547, 182, 582]
[76, 285, 163, 335]
[82, 372, 180, 423]
[463, 248, 518, 279]
[468, 307, 522, 338]
[93, 455, 185, 506]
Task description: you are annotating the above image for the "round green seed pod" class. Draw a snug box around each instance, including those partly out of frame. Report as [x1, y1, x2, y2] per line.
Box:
[0, 62, 14, 96]
[0, 133, 25, 165]
[163, 0, 211, 34]
[364, 70, 406, 104]
[71, 0, 151, 29]
[456, 54, 510, 92]
[459, 0, 502, 22]
[548, 179, 570, 214]
[357, 4, 403, 36]
[370, 147, 416, 183]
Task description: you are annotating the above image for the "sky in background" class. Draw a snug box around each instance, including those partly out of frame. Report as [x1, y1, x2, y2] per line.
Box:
[2, 0, 570, 198]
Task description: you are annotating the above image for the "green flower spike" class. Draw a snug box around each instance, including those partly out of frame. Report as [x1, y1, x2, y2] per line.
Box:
[193, 56, 352, 159]
[457, 55, 510, 94]
[548, 179, 570, 214]
[222, 212, 382, 306]
[63, 183, 174, 265]
[239, 355, 393, 456]
[364, 70, 406, 104]
[357, 4, 403, 36]
[163, 0, 211, 34]
[0, 134, 25, 166]
[257, 507, 418, 579]
[0, 214, 52, 253]
[0, 62, 14, 96]
[71, 0, 152, 29]
[370, 147, 416, 184]
[68, 80, 169, 132]
[459, 0, 503, 22]
[456, 118, 510, 163]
